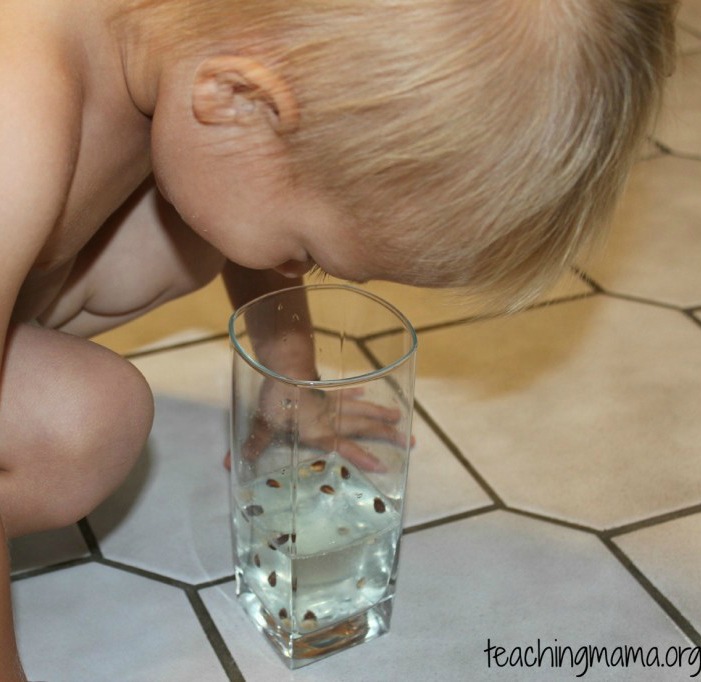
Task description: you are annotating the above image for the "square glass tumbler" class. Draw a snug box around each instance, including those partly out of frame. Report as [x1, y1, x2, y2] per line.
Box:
[229, 284, 417, 668]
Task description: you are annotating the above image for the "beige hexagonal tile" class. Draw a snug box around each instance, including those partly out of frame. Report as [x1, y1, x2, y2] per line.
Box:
[654, 51, 701, 156]
[585, 156, 701, 308]
[679, 0, 701, 33]
[388, 297, 701, 529]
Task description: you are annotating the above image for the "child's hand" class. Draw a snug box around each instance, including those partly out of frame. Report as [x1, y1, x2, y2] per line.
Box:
[226, 380, 412, 473]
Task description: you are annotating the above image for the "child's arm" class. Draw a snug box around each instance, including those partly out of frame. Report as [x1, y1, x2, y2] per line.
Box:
[0, 523, 26, 682]
[222, 262, 405, 471]
[222, 263, 317, 377]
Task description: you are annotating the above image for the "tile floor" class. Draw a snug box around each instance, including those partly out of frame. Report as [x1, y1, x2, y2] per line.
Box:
[9, 5, 701, 681]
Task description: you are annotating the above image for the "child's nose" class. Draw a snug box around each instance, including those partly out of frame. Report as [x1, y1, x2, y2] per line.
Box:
[273, 258, 315, 278]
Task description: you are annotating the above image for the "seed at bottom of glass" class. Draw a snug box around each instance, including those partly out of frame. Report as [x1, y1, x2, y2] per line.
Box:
[310, 460, 326, 473]
[275, 533, 290, 547]
[266, 479, 281, 488]
[279, 608, 288, 619]
[303, 610, 317, 621]
[320, 484, 335, 495]
[268, 571, 277, 587]
[253, 553, 261, 567]
[373, 497, 386, 513]
[340, 466, 351, 480]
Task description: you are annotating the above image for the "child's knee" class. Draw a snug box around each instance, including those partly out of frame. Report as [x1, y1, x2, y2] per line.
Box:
[50, 352, 154, 524]
[1, 327, 155, 534]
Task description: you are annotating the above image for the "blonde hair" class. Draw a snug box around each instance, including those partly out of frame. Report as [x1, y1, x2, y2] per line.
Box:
[122, 0, 677, 310]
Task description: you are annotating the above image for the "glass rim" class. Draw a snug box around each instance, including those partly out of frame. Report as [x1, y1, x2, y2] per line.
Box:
[229, 283, 418, 388]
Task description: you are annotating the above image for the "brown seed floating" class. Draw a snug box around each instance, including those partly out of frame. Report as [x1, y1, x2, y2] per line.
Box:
[292, 577, 298, 592]
[320, 485, 335, 495]
[275, 534, 290, 547]
[268, 571, 277, 587]
[279, 608, 288, 620]
[245, 504, 264, 517]
[253, 553, 261, 567]
[340, 466, 351, 480]
[266, 479, 281, 489]
[356, 577, 366, 589]
[373, 497, 386, 513]
[337, 527, 350, 536]
[310, 460, 326, 473]
[291, 533, 297, 543]
[303, 610, 317, 622]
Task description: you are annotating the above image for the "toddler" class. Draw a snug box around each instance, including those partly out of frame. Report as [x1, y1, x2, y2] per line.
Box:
[0, 0, 676, 677]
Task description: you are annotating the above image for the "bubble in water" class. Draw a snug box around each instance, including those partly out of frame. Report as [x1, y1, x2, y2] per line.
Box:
[280, 398, 293, 409]
[277, 303, 284, 311]
[292, 313, 300, 322]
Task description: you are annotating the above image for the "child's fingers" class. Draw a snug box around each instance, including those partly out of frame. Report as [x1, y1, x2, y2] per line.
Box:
[334, 414, 409, 447]
[335, 439, 387, 473]
[336, 399, 402, 423]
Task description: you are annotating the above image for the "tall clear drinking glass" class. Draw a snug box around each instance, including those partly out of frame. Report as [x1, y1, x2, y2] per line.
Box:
[229, 284, 417, 668]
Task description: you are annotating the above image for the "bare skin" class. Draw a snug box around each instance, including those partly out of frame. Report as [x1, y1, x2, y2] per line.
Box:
[0, 1, 411, 676]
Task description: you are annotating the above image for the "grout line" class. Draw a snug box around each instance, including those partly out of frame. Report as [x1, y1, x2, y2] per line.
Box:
[10, 556, 94, 583]
[683, 308, 701, 330]
[572, 268, 604, 293]
[504, 507, 598, 535]
[601, 537, 701, 647]
[196, 574, 237, 590]
[656, 147, 701, 163]
[573, 272, 701, 323]
[412, 399, 505, 506]
[77, 518, 103, 558]
[600, 291, 687, 312]
[186, 589, 246, 682]
[93, 556, 192, 589]
[403, 505, 499, 535]
[604, 503, 701, 539]
[367, 291, 600, 341]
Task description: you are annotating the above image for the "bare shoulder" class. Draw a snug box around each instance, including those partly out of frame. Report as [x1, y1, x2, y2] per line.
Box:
[0, 8, 83, 340]
[0, 8, 83, 216]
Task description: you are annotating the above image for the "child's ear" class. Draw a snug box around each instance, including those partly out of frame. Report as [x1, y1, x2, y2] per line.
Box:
[192, 56, 299, 133]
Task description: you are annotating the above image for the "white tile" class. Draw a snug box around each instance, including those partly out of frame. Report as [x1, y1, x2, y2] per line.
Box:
[88, 396, 232, 583]
[13, 563, 226, 682]
[10, 526, 88, 576]
[614, 513, 701, 633]
[586, 156, 701, 308]
[403, 413, 492, 527]
[408, 298, 701, 529]
[104, 332, 489, 581]
[131, 338, 231, 409]
[202, 512, 692, 681]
